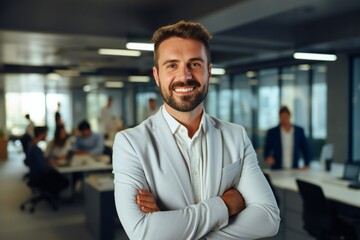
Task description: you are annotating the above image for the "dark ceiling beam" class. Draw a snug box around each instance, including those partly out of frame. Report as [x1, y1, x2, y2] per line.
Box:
[196, 0, 322, 34]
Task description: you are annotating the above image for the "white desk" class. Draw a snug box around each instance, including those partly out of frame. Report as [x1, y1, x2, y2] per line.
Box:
[266, 163, 360, 208]
[56, 155, 112, 174]
[265, 163, 360, 240]
[55, 155, 112, 199]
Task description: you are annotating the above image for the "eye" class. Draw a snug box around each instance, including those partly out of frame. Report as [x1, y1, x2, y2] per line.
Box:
[190, 62, 202, 68]
[166, 63, 177, 69]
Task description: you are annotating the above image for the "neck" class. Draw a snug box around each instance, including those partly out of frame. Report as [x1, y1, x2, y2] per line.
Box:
[282, 124, 291, 132]
[164, 104, 203, 138]
[33, 137, 42, 145]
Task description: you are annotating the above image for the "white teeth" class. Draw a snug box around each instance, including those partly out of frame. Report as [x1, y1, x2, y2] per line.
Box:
[174, 87, 194, 93]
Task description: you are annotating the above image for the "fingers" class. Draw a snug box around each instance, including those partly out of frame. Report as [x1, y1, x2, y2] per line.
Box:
[221, 188, 246, 216]
[136, 189, 160, 212]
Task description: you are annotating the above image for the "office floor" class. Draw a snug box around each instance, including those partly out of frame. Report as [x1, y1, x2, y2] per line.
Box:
[0, 141, 129, 240]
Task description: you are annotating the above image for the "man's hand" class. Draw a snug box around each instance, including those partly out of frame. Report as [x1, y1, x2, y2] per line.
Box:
[136, 189, 160, 213]
[220, 189, 245, 217]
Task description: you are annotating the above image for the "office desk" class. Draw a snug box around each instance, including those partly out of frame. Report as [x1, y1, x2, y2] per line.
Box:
[265, 163, 360, 240]
[266, 165, 360, 208]
[56, 155, 112, 174]
[56, 155, 112, 198]
[84, 174, 115, 240]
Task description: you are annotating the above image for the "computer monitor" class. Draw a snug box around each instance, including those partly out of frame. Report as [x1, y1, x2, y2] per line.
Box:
[341, 163, 360, 181]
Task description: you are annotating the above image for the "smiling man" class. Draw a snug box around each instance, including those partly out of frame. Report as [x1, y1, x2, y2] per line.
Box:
[112, 20, 280, 240]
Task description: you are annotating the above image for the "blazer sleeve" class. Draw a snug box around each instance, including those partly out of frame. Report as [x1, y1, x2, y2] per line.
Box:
[263, 129, 273, 159]
[112, 132, 229, 240]
[206, 129, 280, 239]
[298, 127, 311, 166]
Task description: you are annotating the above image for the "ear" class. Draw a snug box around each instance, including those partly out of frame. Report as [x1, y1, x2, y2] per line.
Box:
[153, 66, 160, 87]
[207, 63, 212, 83]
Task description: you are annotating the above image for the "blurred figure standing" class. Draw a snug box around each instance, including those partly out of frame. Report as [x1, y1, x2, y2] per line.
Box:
[24, 114, 35, 138]
[99, 96, 114, 139]
[55, 102, 63, 127]
[144, 98, 158, 119]
[264, 106, 311, 170]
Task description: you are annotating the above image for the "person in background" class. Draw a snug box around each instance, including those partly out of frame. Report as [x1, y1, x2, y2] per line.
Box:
[55, 102, 63, 127]
[24, 114, 35, 138]
[72, 120, 104, 156]
[45, 125, 74, 165]
[264, 106, 311, 170]
[144, 97, 159, 119]
[99, 96, 114, 139]
[26, 126, 68, 196]
[112, 20, 280, 240]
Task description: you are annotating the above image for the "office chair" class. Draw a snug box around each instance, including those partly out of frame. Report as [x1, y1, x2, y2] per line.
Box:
[20, 173, 59, 213]
[296, 179, 357, 240]
[20, 133, 33, 181]
[20, 145, 69, 213]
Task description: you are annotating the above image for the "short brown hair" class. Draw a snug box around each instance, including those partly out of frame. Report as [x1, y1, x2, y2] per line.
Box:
[279, 106, 291, 116]
[151, 20, 212, 69]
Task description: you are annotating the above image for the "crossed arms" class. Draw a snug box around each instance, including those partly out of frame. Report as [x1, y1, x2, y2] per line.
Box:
[113, 131, 280, 240]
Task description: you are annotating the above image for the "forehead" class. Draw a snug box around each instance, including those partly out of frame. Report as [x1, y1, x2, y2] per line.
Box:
[157, 37, 207, 61]
[280, 112, 290, 117]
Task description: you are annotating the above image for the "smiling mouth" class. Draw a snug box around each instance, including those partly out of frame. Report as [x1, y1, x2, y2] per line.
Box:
[173, 87, 195, 93]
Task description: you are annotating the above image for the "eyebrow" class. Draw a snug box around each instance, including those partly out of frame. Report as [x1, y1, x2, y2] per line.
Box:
[161, 57, 205, 67]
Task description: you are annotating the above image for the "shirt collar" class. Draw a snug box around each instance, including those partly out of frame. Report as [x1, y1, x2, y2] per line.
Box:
[281, 126, 294, 134]
[161, 105, 207, 135]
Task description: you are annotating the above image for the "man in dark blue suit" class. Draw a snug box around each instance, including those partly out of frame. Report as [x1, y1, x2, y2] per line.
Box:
[264, 106, 311, 170]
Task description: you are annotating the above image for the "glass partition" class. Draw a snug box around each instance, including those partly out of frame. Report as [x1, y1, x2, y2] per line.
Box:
[218, 76, 232, 122]
[281, 65, 310, 136]
[257, 68, 279, 148]
[233, 73, 254, 138]
[352, 58, 360, 162]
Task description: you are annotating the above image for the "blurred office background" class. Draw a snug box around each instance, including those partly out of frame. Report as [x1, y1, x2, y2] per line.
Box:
[0, 0, 360, 239]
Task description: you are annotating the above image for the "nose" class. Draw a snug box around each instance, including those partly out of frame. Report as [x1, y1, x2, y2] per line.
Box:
[178, 65, 192, 81]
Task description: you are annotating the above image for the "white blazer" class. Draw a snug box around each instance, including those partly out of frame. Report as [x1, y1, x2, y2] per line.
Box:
[113, 108, 280, 240]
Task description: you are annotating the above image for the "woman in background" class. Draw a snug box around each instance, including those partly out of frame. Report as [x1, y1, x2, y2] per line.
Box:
[45, 125, 74, 165]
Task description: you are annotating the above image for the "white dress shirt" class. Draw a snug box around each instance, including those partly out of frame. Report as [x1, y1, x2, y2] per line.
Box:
[281, 126, 294, 169]
[162, 107, 208, 203]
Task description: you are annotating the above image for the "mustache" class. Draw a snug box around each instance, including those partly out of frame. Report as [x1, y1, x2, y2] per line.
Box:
[170, 80, 201, 89]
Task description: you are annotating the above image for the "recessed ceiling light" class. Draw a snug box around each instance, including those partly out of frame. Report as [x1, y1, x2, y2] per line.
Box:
[126, 42, 154, 51]
[128, 76, 151, 82]
[98, 48, 141, 57]
[105, 81, 124, 88]
[293, 52, 337, 61]
[211, 68, 226, 75]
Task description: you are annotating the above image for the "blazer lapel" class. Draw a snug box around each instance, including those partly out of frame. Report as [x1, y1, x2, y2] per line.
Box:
[204, 115, 223, 198]
[151, 111, 195, 205]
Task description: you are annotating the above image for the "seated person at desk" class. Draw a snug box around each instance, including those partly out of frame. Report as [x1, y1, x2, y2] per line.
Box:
[264, 106, 311, 170]
[45, 125, 74, 165]
[26, 126, 68, 195]
[72, 120, 104, 156]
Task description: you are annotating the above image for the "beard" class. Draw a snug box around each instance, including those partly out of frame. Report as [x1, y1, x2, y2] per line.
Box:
[159, 79, 208, 112]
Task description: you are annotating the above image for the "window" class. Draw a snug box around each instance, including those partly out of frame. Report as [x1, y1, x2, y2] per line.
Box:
[352, 58, 360, 161]
[218, 76, 232, 121]
[205, 82, 219, 117]
[312, 64, 327, 139]
[257, 68, 279, 147]
[46, 92, 72, 137]
[233, 73, 254, 137]
[281, 65, 310, 135]
[6, 92, 45, 136]
[87, 93, 108, 132]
